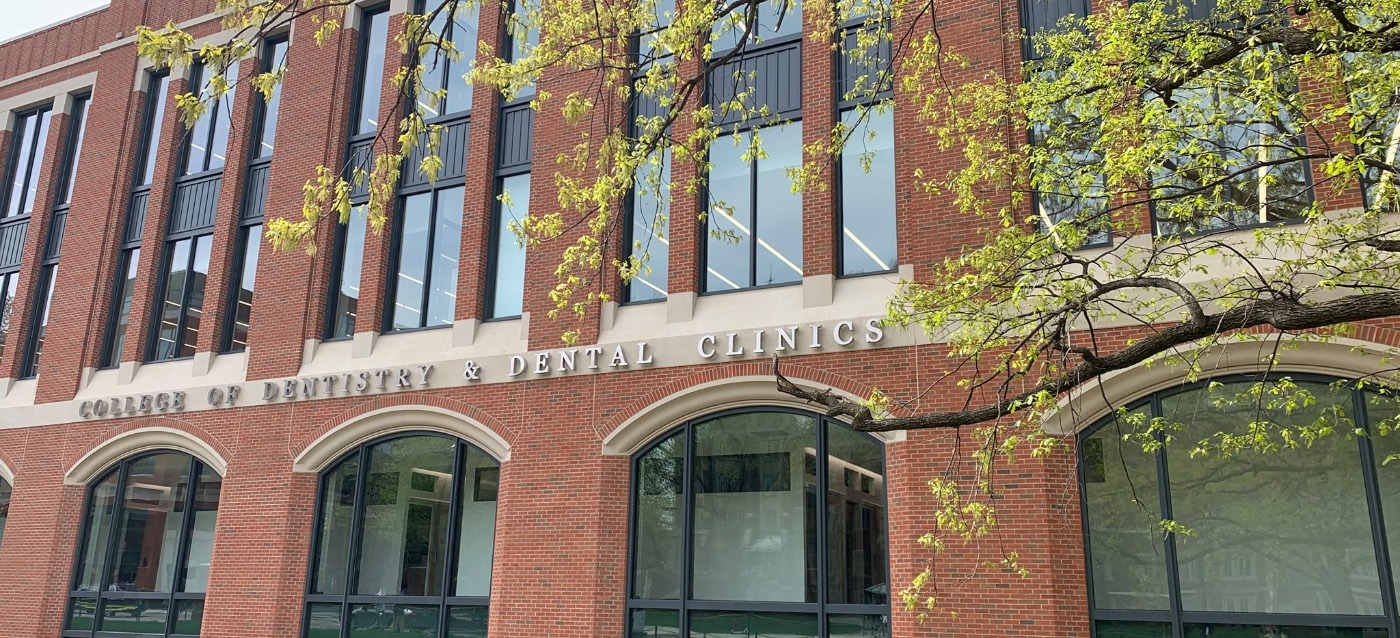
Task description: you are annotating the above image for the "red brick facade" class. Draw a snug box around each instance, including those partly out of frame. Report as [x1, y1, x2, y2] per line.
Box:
[2, 1, 1377, 637]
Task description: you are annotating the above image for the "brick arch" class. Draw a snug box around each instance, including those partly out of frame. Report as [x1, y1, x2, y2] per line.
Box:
[599, 360, 909, 456]
[64, 417, 232, 485]
[292, 393, 516, 472]
[1046, 334, 1400, 436]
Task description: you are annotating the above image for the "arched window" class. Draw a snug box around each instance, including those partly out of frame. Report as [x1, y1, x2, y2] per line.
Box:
[303, 433, 499, 638]
[1081, 375, 1400, 638]
[64, 452, 222, 637]
[628, 409, 890, 637]
[0, 476, 11, 552]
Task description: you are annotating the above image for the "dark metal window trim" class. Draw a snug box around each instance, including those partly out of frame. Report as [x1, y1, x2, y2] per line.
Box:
[1079, 372, 1400, 638]
[383, 185, 465, 331]
[300, 431, 499, 638]
[349, 3, 393, 144]
[414, 0, 479, 122]
[219, 223, 262, 353]
[1, 105, 55, 219]
[624, 406, 892, 637]
[833, 106, 898, 279]
[64, 451, 216, 638]
[699, 120, 805, 295]
[483, 173, 527, 322]
[146, 233, 213, 362]
[249, 35, 290, 165]
[176, 62, 236, 179]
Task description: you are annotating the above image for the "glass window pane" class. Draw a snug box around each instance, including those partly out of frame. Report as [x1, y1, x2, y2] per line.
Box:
[1184, 625, 1387, 638]
[826, 423, 887, 605]
[448, 605, 489, 638]
[99, 597, 170, 633]
[691, 412, 817, 602]
[393, 193, 433, 330]
[356, 436, 457, 597]
[490, 174, 529, 318]
[1095, 621, 1172, 638]
[419, 3, 452, 118]
[140, 75, 172, 186]
[753, 122, 802, 287]
[206, 61, 239, 172]
[67, 597, 98, 631]
[106, 248, 141, 366]
[356, 10, 390, 135]
[0, 477, 9, 550]
[711, 0, 802, 50]
[331, 206, 369, 338]
[689, 610, 817, 638]
[633, 430, 684, 599]
[227, 224, 261, 352]
[444, 2, 480, 114]
[630, 609, 680, 638]
[428, 186, 463, 327]
[1164, 380, 1381, 615]
[305, 602, 344, 638]
[256, 40, 289, 159]
[75, 472, 120, 591]
[628, 148, 670, 302]
[1082, 416, 1169, 611]
[827, 614, 888, 637]
[454, 445, 498, 597]
[155, 239, 192, 360]
[173, 599, 203, 634]
[1365, 397, 1400, 608]
[0, 273, 17, 364]
[63, 97, 91, 204]
[4, 112, 38, 217]
[108, 453, 193, 594]
[184, 65, 214, 174]
[179, 234, 213, 357]
[349, 603, 441, 637]
[24, 264, 58, 377]
[839, 108, 896, 275]
[706, 134, 752, 291]
[182, 463, 221, 593]
[312, 453, 360, 595]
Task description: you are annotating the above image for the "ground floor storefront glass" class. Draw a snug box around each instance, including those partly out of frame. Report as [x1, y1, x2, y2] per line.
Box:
[1082, 376, 1400, 638]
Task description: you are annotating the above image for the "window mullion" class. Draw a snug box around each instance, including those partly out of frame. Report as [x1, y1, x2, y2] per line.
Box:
[1151, 394, 1184, 638]
[748, 132, 759, 288]
[422, 192, 439, 328]
[1354, 388, 1400, 630]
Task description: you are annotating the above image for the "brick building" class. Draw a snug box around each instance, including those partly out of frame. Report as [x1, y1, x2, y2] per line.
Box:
[0, 1, 1396, 638]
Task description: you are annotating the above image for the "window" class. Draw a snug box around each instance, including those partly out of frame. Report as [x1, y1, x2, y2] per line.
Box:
[327, 6, 390, 339]
[0, 272, 17, 366]
[22, 94, 86, 378]
[3, 106, 54, 218]
[705, 123, 804, 291]
[0, 476, 10, 553]
[389, 187, 463, 330]
[502, 0, 539, 100]
[628, 409, 890, 637]
[487, 175, 528, 319]
[711, 0, 803, 51]
[418, 0, 480, 119]
[102, 72, 170, 367]
[625, 147, 670, 303]
[1080, 376, 1400, 638]
[303, 434, 498, 638]
[181, 62, 239, 176]
[150, 235, 212, 360]
[838, 109, 895, 276]
[222, 37, 286, 353]
[65, 452, 221, 638]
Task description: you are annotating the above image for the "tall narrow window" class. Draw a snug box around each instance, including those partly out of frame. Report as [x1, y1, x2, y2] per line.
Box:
[0, 476, 10, 553]
[487, 174, 528, 319]
[102, 72, 170, 367]
[327, 6, 390, 339]
[625, 146, 670, 302]
[836, 7, 895, 276]
[222, 37, 286, 353]
[705, 123, 804, 291]
[66, 452, 222, 638]
[389, 187, 464, 330]
[3, 107, 54, 218]
[503, 0, 539, 99]
[21, 95, 86, 378]
[418, 0, 480, 119]
[150, 59, 238, 362]
[303, 434, 498, 638]
[628, 409, 889, 637]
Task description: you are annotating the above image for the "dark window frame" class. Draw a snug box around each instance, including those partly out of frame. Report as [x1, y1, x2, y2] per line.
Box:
[300, 431, 498, 638]
[325, 4, 391, 341]
[624, 406, 892, 637]
[177, 61, 240, 179]
[21, 94, 89, 378]
[62, 451, 218, 638]
[833, 16, 896, 278]
[484, 169, 530, 321]
[383, 183, 466, 332]
[2, 105, 55, 219]
[1078, 372, 1400, 638]
[147, 232, 213, 362]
